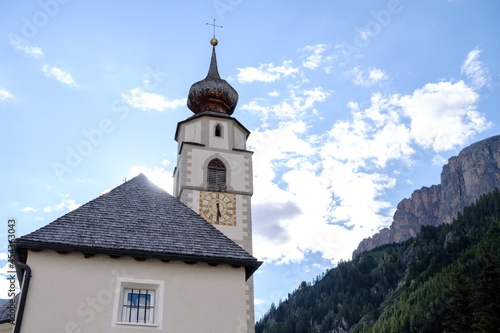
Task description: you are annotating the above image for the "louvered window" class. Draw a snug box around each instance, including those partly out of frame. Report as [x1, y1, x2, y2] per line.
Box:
[208, 159, 226, 190]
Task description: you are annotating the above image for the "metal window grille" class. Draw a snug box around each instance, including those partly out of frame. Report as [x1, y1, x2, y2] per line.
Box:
[207, 159, 226, 190]
[122, 289, 155, 324]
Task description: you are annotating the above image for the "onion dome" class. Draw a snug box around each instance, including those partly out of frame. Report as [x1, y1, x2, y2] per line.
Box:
[187, 43, 238, 115]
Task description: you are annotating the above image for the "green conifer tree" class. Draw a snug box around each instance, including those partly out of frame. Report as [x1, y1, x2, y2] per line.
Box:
[444, 264, 475, 332]
[472, 250, 500, 332]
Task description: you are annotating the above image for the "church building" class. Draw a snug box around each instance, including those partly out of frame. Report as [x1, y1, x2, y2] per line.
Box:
[2, 36, 261, 333]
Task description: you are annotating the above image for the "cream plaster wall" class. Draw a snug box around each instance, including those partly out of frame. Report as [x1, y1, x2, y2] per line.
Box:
[0, 324, 13, 333]
[180, 121, 202, 143]
[233, 126, 247, 150]
[208, 119, 230, 150]
[21, 250, 247, 333]
[174, 116, 252, 199]
[177, 116, 247, 151]
[185, 148, 251, 193]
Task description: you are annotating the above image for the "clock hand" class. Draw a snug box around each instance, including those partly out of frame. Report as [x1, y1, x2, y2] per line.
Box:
[216, 203, 221, 221]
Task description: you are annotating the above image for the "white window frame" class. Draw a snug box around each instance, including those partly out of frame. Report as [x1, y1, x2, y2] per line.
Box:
[112, 277, 164, 329]
[122, 288, 155, 324]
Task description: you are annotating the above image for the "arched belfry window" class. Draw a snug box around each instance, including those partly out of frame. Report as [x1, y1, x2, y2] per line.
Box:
[215, 123, 223, 137]
[207, 159, 226, 190]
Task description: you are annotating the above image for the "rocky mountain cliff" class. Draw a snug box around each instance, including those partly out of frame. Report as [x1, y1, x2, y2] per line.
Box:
[353, 134, 500, 257]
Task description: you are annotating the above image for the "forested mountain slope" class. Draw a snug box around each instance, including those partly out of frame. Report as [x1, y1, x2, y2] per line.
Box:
[256, 189, 500, 333]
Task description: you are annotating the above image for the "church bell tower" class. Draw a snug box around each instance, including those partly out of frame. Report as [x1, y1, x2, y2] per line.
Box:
[173, 36, 256, 332]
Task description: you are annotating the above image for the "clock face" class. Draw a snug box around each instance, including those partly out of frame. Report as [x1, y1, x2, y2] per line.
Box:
[199, 192, 236, 226]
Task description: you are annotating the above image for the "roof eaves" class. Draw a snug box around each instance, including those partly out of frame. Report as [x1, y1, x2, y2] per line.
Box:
[15, 240, 262, 280]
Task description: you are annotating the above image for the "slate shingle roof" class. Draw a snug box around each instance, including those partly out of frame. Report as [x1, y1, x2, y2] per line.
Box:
[16, 174, 260, 278]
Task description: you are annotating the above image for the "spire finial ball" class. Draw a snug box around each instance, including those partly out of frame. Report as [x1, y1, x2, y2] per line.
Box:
[210, 38, 218, 46]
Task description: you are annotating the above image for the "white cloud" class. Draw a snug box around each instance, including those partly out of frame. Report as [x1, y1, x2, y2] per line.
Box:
[369, 68, 388, 82]
[249, 122, 395, 263]
[347, 101, 359, 111]
[44, 194, 81, 213]
[237, 47, 491, 266]
[129, 165, 173, 194]
[249, 121, 313, 187]
[461, 48, 490, 90]
[21, 207, 38, 212]
[241, 61, 404, 264]
[42, 65, 77, 86]
[321, 160, 396, 230]
[432, 154, 447, 166]
[299, 44, 333, 72]
[0, 261, 14, 275]
[241, 100, 268, 114]
[122, 89, 185, 112]
[351, 66, 388, 87]
[324, 98, 413, 168]
[247, 84, 488, 263]
[0, 87, 13, 101]
[56, 198, 81, 211]
[398, 80, 490, 151]
[249, 125, 318, 263]
[9, 37, 43, 58]
[247, 116, 388, 263]
[254, 298, 266, 305]
[236, 60, 299, 83]
[242, 87, 329, 123]
[248, 108, 407, 263]
[333, 80, 489, 156]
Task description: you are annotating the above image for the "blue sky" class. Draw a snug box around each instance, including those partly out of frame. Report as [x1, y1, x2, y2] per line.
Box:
[1, 0, 499, 320]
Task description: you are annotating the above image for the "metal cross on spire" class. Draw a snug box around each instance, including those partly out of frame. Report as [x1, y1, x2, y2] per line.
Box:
[206, 19, 222, 46]
[206, 19, 223, 38]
